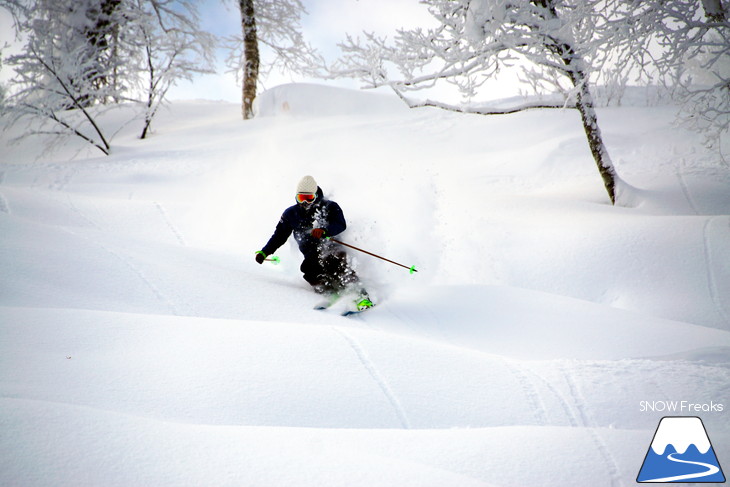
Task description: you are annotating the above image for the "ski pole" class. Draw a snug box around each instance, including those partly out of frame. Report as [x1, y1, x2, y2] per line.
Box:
[327, 237, 418, 274]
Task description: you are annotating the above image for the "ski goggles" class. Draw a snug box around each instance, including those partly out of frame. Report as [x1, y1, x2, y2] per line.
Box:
[296, 193, 317, 204]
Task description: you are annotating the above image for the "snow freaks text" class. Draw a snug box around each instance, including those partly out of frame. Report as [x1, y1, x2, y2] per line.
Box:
[639, 401, 725, 413]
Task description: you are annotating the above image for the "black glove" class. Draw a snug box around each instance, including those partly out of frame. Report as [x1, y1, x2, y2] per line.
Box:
[255, 251, 266, 264]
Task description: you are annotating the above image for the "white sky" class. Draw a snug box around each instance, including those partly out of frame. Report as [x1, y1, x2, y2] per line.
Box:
[0, 1, 522, 103]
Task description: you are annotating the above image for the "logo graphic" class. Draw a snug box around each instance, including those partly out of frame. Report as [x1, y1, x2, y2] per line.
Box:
[637, 416, 725, 483]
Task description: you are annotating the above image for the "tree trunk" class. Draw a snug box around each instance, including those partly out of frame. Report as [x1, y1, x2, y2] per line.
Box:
[140, 46, 155, 140]
[701, 0, 727, 22]
[571, 70, 618, 204]
[542, 39, 617, 205]
[535, 0, 619, 204]
[240, 0, 259, 120]
[82, 0, 122, 106]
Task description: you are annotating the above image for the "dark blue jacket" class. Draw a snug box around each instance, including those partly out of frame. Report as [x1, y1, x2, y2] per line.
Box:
[261, 187, 346, 260]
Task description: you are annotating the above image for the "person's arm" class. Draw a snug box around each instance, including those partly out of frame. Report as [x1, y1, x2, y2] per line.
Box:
[259, 212, 293, 258]
[322, 201, 346, 237]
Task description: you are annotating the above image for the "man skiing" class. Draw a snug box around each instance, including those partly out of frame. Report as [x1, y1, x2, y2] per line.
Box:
[255, 175, 372, 310]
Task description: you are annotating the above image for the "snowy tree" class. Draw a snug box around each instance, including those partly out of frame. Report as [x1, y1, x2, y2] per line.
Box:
[607, 0, 729, 151]
[3, 0, 215, 153]
[79, 0, 125, 106]
[3, 0, 126, 155]
[2, 0, 125, 106]
[127, 0, 216, 139]
[226, 0, 321, 119]
[331, 0, 626, 204]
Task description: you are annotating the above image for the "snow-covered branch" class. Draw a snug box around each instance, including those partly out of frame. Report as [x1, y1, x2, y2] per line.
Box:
[127, 0, 216, 138]
[326, 0, 621, 204]
[393, 87, 576, 114]
[3, 1, 121, 155]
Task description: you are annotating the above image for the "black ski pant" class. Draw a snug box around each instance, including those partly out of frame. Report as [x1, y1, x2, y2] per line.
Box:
[300, 249, 358, 293]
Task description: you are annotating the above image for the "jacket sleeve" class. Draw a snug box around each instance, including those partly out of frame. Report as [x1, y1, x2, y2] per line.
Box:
[324, 201, 347, 237]
[261, 213, 293, 256]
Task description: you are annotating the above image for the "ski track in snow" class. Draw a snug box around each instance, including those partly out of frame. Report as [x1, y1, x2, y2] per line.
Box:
[676, 160, 729, 328]
[61, 193, 101, 230]
[500, 359, 549, 425]
[676, 167, 700, 215]
[335, 328, 411, 430]
[702, 215, 730, 328]
[48, 164, 78, 192]
[560, 364, 624, 487]
[0, 171, 9, 215]
[153, 201, 187, 247]
[521, 364, 579, 427]
[61, 227, 181, 316]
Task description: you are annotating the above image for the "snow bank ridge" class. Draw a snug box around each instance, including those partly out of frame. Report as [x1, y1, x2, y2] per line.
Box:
[256, 83, 406, 117]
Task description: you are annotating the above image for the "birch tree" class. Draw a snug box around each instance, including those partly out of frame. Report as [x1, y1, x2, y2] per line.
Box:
[237, 0, 259, 120]
[332, 0, 625, 204]
[227, 0, 321, 119]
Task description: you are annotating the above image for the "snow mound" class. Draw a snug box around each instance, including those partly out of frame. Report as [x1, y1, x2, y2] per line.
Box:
[377, 285, 730, 360]
[257, 83, 407, 117]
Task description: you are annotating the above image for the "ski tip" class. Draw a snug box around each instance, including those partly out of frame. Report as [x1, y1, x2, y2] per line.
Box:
[342, 303, 375, 317]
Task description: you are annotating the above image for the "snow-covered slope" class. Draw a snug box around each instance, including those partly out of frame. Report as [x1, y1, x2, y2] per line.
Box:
[1, 84, 728, 486]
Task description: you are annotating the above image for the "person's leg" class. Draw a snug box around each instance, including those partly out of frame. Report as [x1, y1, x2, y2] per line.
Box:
[300, 255, 332, 293]
[320, 249, 364, 294]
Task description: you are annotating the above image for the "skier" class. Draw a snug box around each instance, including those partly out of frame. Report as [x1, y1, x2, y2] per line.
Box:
[255, 175, 372, 310]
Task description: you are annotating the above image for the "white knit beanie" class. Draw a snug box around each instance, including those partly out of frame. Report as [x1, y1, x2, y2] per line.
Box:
[296, 175, 318, 194]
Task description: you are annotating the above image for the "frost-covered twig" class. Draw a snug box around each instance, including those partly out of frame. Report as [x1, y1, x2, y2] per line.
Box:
[128, 0, 216, 138]
[606, 0, 729, 149]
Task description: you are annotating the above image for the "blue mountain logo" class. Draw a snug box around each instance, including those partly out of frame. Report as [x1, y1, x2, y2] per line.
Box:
[637, 416, 725, 483]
